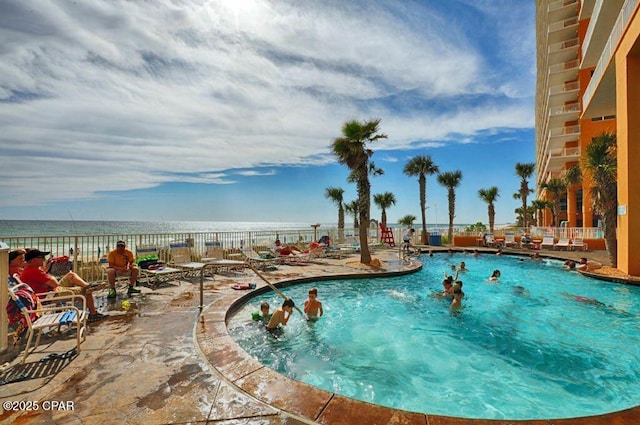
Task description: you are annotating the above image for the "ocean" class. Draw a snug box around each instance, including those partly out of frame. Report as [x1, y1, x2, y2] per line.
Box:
[0, 220, 339, 237]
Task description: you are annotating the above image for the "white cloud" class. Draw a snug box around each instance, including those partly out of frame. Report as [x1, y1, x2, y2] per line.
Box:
[0, 0, 534, 208]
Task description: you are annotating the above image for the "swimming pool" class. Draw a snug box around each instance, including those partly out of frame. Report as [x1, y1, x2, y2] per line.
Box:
[227, 253, 640, 420]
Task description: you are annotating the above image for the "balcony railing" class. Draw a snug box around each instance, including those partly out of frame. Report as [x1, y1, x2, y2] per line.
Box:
[583, 0, 639, 110]
[549, 146, 580, 157]
[550, 125, 580, 137]
[548, 0, 578, 13]
[549, 59, 579, 74]
[548, 16, 579, 33]
[548, 37, 579, 54]
[549, 103, 580, 116]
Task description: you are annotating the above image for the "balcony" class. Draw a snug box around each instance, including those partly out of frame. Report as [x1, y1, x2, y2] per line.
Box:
[549, 0, 579, 21]
[547, 16, 579, 44]
[548, 125, 580, 149]
[581, 0, 626, 68]
[549, 59, 579, 85]
[582, 0, 639, 118]
[546, 146, 581, 171]
[548, 37, 580, 65]
[548, 80, 579, 105]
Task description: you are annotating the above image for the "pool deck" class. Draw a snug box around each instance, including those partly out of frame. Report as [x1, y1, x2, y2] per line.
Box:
[1, 246, 639, 424]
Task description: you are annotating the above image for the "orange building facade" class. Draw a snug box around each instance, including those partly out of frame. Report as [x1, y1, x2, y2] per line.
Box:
[536, 0, 640, 275]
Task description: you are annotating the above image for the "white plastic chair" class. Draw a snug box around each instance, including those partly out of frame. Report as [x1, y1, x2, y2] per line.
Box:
[8, 277, 87, 364]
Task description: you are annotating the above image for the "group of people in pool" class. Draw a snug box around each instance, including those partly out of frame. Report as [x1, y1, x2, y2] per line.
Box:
[252, 287, 324, 335]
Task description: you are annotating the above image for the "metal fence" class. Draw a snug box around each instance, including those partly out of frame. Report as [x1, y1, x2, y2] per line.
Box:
[2, 225, 603, 283]
[2, 226, 388, 283]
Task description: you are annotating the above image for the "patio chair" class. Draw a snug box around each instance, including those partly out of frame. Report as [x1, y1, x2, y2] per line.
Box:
[169, 242, 206, 279]
[8, 278, 87, 364]
[484, 233, 502, 248]
[136, 245, 181, 288]
[553, 238, 571, 250]
[503, 232, 518, 248]
[270, 247, 310, 265]
[570, 238, 588, 251]
[201, 241, 224, 262]
[240, 248, 277, 271]
[540, 235, 556, 249]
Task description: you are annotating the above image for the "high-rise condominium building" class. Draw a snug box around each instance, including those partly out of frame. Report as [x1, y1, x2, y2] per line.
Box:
[535, 0, 639, 275]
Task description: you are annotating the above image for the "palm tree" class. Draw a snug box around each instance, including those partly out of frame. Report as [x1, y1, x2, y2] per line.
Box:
[398, 214, 417, 227]
[540, 178, 566, 226]
[403, 155, 440, 244]
[582, 132, 617, 266]
[477, 186, 500, 232]
[373, 192, 396, 228]
[514, 163, 536, 228]
[344, 200, 360, 229]
[530, 199, 553, 227]
[437, 170, 462, 245]
[332, 118, 387, 264]
[325, 187, 345, 242]
[514, 205, 536, 227]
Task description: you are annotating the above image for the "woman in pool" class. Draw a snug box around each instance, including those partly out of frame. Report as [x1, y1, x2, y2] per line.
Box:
[489, 269, 501, 281]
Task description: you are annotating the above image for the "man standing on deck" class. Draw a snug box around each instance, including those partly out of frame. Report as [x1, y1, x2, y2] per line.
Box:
[106, 240, 140, 299]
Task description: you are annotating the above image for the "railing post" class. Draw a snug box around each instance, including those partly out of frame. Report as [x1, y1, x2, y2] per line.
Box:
[0, 242, 9, 353]
[73, 235, 79, 271]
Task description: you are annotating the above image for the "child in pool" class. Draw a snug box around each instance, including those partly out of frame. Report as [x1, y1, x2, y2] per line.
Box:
[252, 301, 272, 323]
[450, 287, 463, 312]
[266, 298, 295, 331]
[489, 269, 501, 281]
[304, 287, 323, 321]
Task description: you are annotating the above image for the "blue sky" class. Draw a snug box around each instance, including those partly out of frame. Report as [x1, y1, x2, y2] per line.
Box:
[0, 0, 536, 226]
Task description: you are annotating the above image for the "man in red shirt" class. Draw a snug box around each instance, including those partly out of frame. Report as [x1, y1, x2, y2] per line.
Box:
[20, 249, 105, 322]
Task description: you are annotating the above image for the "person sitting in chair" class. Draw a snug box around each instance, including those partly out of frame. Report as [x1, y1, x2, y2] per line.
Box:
[106, 240, 140, 299]
[272, 239, 303, 256]
[19, 249, 105, 322]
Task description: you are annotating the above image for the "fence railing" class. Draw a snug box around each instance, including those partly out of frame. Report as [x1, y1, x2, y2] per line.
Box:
[2, 225, 604, 283]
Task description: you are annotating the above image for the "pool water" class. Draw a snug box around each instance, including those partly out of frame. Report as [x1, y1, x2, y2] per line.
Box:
[227, 253, 640, 420]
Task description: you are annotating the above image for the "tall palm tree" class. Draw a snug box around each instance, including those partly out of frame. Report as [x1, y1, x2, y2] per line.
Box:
[403, 155, 440, 244]
[582, 132, 617, 266]
[373, 192, 396, 228]
[344, 200, 359, 229]
[324, 187, 345, 242]
[540, 178, 566, 226]
[514, 163, 536, 228]
[530, 199, 553, 227]
[437, 170, 462, 245]
[332, 119, 387, 264]
[478, 186, 500, 232]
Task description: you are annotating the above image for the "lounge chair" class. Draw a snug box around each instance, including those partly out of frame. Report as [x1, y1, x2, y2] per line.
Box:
[201, 241, 224, 262]
[553, 238, 571, 250]
[503, 232, 518, 248]
[570, 238, 588, 251]
[271, 248, 310, 265]
[8, 277, 87, 364]
[240, 247, 277, 271]
[137, 245, 181, 287]
[540, 235, 555, 249]
[169, 242, 206, 279]
[484, 233, 502, 248]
